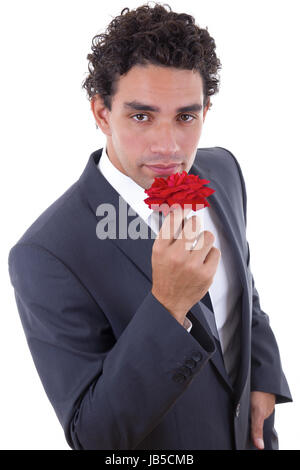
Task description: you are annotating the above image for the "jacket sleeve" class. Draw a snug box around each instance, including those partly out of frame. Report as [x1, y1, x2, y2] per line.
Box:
[246, 244, 292, 403]
[8, 242, 216, 450]
[224, 148, 293, 405]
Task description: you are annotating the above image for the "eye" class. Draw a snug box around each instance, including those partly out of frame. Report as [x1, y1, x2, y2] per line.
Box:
[179, 114, 195, 122]
[132, 113, 149, 122]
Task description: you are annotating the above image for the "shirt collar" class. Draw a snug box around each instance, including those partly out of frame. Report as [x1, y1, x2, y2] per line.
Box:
[98, 144, 153, 222]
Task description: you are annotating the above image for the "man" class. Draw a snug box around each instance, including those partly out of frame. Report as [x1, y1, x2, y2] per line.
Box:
[8, 3, 292, 450]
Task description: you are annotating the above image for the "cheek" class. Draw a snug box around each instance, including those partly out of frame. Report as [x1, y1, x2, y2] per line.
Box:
[113, 138, 141, 174]
[180, 125, 202, 150]
[115, 124, 142, 150]
[117, 129, 145, 162]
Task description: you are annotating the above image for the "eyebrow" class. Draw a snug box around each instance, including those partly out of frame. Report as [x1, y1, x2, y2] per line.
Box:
[123, 100, 202, 113]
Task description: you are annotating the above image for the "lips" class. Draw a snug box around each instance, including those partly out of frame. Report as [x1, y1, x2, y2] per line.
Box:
[147, 163, 178, 168]
[145, 164, 181, 175]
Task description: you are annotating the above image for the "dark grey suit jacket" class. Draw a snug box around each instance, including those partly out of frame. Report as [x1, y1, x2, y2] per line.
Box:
[8, 147, 292, 450]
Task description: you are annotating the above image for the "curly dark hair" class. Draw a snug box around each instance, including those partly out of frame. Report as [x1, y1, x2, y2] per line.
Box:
[82, 2, 222, 111]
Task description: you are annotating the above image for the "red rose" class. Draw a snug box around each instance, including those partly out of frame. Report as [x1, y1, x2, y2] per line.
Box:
[144, 171, 215, 216]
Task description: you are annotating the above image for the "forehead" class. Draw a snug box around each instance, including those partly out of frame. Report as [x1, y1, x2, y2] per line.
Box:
[113, 64, 204, 108]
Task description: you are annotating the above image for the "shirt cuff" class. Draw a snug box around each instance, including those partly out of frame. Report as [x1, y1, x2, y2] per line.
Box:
[183, 316, 193, 333]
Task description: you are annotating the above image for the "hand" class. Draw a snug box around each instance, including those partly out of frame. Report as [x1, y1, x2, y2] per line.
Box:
[250, 391, 276, 450]
[151, 205, 221, 326]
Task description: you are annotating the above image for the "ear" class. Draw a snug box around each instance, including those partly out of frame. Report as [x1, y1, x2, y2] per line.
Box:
[90, 94, 112, 136]
[203, 97, 210, 122]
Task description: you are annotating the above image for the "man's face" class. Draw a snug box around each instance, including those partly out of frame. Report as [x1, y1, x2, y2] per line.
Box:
[91, 64, 210, 190]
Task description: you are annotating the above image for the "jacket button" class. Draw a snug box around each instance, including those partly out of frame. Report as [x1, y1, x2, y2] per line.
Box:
[184, 358, 197, 369]
[180, 365, 192, 377]
[172, 372, 186, 384]
[235, 403, 240, 418]
[191, 351, 203, 362]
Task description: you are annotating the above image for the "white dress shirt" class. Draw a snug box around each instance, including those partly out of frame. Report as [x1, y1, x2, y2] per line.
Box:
[98, 145, 241, 384]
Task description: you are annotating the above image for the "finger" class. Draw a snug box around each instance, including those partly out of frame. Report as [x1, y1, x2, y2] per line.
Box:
[190, 230, 216, 261]
[177, 215, 203, 251]
[202, 246, 222, 273]
[158, 204, 192, 245]
[251, 410, 265, 450]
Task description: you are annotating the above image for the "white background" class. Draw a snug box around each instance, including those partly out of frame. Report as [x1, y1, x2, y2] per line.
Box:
[1, 0, 299, 450]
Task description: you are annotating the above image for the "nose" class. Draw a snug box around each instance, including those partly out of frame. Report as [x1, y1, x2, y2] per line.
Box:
[149, 123, 180, 156]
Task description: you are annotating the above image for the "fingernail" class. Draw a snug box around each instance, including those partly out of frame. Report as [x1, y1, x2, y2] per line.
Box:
[256, 438, 264, 450]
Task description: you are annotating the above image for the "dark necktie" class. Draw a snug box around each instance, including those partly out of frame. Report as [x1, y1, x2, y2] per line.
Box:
[200, 291, 226, 369]
[200, 291, 221, 343]
[199, 292, 219, 340]
[201, 291, 214, 311]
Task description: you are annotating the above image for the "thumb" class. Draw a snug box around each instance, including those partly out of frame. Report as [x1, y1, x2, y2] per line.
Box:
[251, 411, 265, 450]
